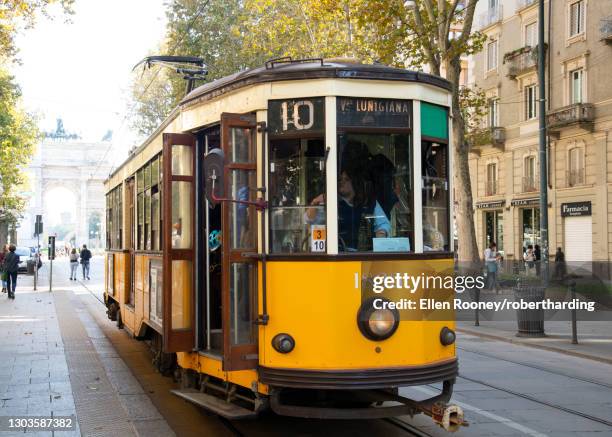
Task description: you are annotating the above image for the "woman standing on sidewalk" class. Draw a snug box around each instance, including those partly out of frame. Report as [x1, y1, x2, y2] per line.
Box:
[0, 244, 8, 293]
[2, 245, 20, 299]
[69, 248, 79, 280]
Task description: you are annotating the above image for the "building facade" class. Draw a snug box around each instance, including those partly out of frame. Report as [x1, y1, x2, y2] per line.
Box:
[468, 0, 612, 264]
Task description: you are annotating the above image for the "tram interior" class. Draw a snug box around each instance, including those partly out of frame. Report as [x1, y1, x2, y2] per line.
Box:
[201, 126, 224, 354]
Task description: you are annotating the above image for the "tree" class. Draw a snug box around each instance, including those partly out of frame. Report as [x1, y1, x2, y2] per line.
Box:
[0, 68, 40, 241]
[0, 0, 74, 59]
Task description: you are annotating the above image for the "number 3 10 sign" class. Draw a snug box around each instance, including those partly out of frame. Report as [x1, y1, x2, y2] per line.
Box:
[311, 225, 326, 253]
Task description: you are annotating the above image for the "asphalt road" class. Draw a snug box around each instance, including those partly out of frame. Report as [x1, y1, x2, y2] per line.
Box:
[39, 256, 612, 436]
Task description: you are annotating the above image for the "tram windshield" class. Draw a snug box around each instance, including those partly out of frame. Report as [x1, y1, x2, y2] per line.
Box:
[336, 133, 413, 252]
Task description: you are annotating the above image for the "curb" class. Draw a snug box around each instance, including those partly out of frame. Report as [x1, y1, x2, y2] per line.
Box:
[457, 327, 612, 366]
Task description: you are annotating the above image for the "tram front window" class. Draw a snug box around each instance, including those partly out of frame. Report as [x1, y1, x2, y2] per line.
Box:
[335, 133, 413, 252]
[269, 138, 326, 253]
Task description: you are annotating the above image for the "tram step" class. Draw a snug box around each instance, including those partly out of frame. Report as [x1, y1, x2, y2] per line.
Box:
[171, 389, 257, 419]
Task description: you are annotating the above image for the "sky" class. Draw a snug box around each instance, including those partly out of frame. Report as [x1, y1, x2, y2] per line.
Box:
[13, 0, 167, 168]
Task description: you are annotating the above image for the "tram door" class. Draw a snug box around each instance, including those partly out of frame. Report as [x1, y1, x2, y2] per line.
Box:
[162, 133, 196, 353]
[221, 113, 259, 370]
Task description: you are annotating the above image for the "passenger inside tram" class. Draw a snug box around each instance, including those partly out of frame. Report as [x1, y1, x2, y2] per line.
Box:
[306, 165, 391, 252]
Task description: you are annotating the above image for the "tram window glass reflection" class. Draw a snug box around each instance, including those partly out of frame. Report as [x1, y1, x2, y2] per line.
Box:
[336, 133, 413, 252]
[269, 138, 326, 253]
[105, 185, 123, 250]
[135, 155, 163, 251]
[422, 141, 449, 251]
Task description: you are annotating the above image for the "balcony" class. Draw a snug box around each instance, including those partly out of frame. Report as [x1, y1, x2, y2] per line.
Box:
[601, 16, 612, 43]
[566, 169, 585, 188]
[547, 103, 594, 133]
[469, 127, 506, 150]
[479, 5, 503, 29]
[485, 180, 498, 196]
[516, 0, 537, 12]
[522, 177, 538, 193]
[505, 46, 541, 79]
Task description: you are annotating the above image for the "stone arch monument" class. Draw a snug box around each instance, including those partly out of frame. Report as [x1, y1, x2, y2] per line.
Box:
[16, 138, 114, 250]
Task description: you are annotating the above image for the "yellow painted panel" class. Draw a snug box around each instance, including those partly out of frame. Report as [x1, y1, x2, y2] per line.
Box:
[122, 304, 136, 333]
[135, 255, 144, 291]
[260, 259, 455, 370]
[177, 352, 268, 395]
[171, 260, 192, 330]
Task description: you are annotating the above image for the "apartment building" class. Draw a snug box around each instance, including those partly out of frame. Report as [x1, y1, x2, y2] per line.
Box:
[468, 0, 612, 264]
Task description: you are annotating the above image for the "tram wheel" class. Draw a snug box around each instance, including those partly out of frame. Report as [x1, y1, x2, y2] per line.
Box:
[116, 308, 123, 329]
[107, 301, 118, 321]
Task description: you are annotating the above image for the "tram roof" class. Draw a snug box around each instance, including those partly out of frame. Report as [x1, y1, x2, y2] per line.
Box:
[106, 60, 450, 185]
[180, 59, 451, 106]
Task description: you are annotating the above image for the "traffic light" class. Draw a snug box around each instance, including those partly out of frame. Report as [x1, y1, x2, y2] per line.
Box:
[35, 215, 43, 236]
[48, 236, 56, 260]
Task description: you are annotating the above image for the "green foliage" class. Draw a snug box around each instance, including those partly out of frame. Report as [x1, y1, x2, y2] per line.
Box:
[0, 68, 39, 223]
[460, 85, 488, 145]
[0, 0, 74, 59]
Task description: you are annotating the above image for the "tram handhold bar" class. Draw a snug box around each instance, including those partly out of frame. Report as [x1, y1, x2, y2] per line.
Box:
[209, 178, 268, 210]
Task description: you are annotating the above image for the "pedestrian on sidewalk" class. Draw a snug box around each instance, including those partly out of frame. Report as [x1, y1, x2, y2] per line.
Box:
[524, 244, 535, 276]
[484, 241, 500, 293]
[554, 247, 567, 280]
[534, 244, 541, 277]
[0, 244, 8, 293]
[80, 244, 92, 280]
[2, 245, 20, 299]
[69, 248, 79, 280]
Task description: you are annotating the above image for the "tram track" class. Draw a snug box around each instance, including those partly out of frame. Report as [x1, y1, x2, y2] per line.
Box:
[458, 346, 612, 390]
[457, 374, 612, 428]
[384, 417, 436, 436]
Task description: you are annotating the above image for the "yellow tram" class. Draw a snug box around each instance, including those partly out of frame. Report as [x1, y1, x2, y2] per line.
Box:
[104, 58, 462, 430]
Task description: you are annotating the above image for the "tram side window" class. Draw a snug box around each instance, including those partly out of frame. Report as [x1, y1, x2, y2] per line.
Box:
[335, 133, 413, 252]
[136, 155, 163, 251]
[422, 141, 449, 251]
[269, 138, 326, 253]
[105, 186, 123, 250]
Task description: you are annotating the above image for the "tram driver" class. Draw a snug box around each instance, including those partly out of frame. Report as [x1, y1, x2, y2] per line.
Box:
[306, 165, 391, 252]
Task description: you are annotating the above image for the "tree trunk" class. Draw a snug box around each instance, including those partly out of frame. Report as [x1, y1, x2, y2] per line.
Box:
[0, 220, 8, 247]
[448, 59, 480, 269]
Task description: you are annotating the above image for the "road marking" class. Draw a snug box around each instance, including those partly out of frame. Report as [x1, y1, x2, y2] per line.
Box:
[412, 386, 549, 437]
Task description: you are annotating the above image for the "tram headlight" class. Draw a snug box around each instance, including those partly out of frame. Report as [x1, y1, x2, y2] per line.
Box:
[440, 327, 456, 346]
[272, 333, 295, 354]
[357, 298, 400, 341]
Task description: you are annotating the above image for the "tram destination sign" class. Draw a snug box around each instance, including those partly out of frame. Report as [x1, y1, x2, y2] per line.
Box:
[561, 201, 591, 217]
[337, 97, 411, 128]
[268, 97, 325, 136]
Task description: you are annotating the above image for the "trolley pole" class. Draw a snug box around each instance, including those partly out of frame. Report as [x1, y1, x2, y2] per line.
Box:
[538, 0, 549, 286]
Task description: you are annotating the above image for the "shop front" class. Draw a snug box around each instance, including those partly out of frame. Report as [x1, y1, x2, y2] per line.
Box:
[476, 200, 505, 254]
[511, 198, 541, 256]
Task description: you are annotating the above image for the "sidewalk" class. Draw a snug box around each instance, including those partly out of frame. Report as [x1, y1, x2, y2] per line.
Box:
[457, 288, 612, 364]
[0, 263, 174, 436]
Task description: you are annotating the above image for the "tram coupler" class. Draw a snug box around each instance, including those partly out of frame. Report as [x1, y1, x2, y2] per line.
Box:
[422, 402, 466, 432]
